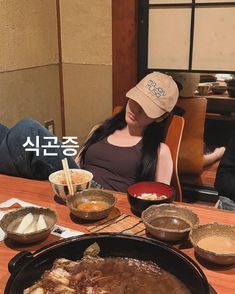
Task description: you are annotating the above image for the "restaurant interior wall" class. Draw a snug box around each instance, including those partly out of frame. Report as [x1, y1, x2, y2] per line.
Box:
[59, 0, 112, 144]
[0, 0, 112, 143]
[0, 0, 62, 137]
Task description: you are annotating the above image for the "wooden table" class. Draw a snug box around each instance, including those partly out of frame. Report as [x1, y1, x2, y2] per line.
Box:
[0, 175, 234, 294]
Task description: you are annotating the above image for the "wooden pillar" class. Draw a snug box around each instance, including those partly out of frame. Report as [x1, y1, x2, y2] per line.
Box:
[112, 0, 138, 108]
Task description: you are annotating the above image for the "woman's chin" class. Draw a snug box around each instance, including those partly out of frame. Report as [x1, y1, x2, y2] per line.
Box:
[126, 118, 138, 126]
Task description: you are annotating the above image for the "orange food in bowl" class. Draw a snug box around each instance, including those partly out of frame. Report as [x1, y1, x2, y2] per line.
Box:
[77, 201, 109, 211]
[59, 171, 90, 185]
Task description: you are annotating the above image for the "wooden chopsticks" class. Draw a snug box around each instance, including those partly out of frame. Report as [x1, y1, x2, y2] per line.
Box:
[61, 158, 74, 195]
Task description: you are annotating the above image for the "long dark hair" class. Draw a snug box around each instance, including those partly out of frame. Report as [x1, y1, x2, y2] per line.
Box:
[80, 107, 165, 181]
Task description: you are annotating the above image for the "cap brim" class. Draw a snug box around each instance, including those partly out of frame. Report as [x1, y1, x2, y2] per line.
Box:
[126, 87, 165, 119]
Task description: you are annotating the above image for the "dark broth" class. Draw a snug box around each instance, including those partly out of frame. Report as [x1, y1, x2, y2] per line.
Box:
[150, 216, 191, 230]
[25, 257, 191, 294]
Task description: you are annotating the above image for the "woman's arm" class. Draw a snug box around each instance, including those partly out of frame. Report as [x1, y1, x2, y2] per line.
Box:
[155, 143, 173, 185]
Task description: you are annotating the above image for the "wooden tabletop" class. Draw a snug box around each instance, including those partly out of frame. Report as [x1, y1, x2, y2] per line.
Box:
[0, 175, 234, 294]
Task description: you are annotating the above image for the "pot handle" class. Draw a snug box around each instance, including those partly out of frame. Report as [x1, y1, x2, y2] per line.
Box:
[8, 251, 33, 274]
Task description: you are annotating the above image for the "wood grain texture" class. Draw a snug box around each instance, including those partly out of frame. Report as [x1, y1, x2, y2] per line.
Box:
[164, 115, 185, 201]
[112, 0, 137, 108]
[0, 174, 234, 294]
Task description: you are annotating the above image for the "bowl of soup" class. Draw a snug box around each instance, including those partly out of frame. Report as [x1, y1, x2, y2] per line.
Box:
[142, 204, 199, 242]
[190, 222, 235, 265]
[49, 169, 93, 201]
[127, 181, 175, 215]
[66, 189, 116, 220]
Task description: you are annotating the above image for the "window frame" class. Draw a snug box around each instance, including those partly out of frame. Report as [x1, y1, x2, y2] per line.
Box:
[138, 0, 235, 79]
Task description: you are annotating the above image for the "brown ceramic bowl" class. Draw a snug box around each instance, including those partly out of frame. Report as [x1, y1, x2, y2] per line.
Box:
[142, 204, 199, 242]
[211, 85, 227, 95]
[0, 207, 57, 244]
[66, 189, 116, 221]
[227, 87, 235, 98]
[190, 222, 235, 265]
[49, 169, 93, 201]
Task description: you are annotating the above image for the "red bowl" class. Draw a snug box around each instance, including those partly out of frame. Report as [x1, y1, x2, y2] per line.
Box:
[127, 181, 175, 215]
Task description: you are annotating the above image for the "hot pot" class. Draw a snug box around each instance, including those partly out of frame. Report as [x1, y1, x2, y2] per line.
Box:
[5, 233, 210, 294]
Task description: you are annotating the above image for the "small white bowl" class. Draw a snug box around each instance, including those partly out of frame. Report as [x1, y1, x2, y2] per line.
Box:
[49, 169, 93, 201]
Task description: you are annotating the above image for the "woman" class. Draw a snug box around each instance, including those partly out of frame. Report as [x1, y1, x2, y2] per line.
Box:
[0, 72, 179, 192]
[77, 71, 178, 192]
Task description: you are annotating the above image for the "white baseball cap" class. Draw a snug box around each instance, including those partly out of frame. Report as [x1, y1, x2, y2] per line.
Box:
[126, 72, 179, 118]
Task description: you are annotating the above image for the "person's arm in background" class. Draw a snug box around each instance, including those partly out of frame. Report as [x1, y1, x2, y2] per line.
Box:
[203, 147, 225, 167]
[155, 143, 173, 185]
[214, 131, 235, 201]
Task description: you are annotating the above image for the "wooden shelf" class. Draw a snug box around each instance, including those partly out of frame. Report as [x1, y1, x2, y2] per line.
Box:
[206, 113, 235, 121]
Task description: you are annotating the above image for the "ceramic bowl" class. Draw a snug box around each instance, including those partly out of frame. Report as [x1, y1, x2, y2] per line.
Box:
[211, 85, 227, 95]
[227, 87, 235, 98]
[66, 189, 116, 221]
[197, 83, 212, 96]
[226, 79, 235, 87]
[49, 169, 93, 201]
[0, 207, 57, 244]
[190, 222, 235, 265]
[127, 181, 175, 215]
[142, 204, 199, 242]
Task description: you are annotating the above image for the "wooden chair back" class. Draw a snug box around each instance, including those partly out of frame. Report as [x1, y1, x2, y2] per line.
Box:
[113, 106, 185, 201]
[176, 97, 207, 175]
[164, 115, 185, 201]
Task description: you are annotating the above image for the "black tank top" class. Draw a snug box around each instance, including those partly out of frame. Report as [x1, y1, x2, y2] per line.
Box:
[81, 138, 142, 192]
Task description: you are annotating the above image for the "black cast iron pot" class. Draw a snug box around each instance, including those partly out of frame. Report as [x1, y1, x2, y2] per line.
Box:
[5, 233, 210, 294]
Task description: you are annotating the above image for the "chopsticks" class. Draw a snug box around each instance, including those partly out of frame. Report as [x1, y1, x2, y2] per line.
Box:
[61, 158, 74, 195]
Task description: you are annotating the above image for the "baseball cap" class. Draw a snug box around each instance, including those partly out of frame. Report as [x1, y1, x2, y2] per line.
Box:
[126, 72, 179, 119]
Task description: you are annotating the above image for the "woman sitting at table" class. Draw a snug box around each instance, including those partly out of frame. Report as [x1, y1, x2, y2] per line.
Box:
[0, 72, 179, 192]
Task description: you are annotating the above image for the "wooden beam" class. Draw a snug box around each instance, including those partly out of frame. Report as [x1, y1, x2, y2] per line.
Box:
[112, 0, 138, 108]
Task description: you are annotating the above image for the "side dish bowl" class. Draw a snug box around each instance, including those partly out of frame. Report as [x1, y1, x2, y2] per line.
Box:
[211, 85, 227, 95]
[66, 189, 116, 220]
[0, 206, 57, 244]
[49, 169, 93, 201]
[142, 204, 199, 242]
[227, 87, 235, 98]
[190, 222, 235, 265]
[127, 181, 175, 215]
